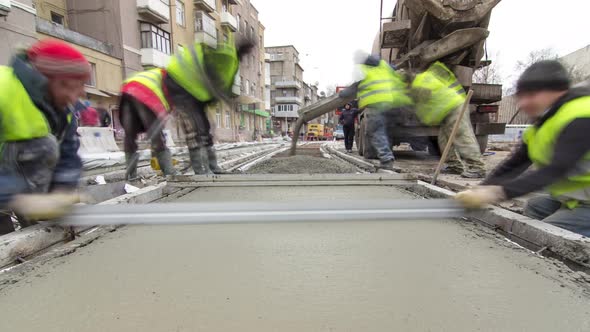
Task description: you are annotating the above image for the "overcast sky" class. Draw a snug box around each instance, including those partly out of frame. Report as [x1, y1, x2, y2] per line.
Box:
[254, 0, 590, 92]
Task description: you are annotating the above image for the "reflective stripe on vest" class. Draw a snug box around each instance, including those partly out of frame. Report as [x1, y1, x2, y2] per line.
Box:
[411, 62, 466, 126]
[357, 60, 413, 109]
[0, 66, 50, 142]
[167, 28, 239, 102]
[523, 95, 590, 204]
[124, 68, 170, 112]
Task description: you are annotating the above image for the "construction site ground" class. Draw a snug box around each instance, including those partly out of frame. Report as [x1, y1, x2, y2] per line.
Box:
[1, 142, 589, 331]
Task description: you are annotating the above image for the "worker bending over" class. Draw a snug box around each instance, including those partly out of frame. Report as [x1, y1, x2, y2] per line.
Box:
[356, 55, 414, 170]
[410, 62, 486, 178]
[456, 61, 590, 237]
[0, 40, 88, 235]
[121, 29, 253, 177]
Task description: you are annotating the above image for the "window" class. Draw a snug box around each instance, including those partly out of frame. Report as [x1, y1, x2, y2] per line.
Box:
[244, 21, 248, 35]
[251, 82, 256, 97]
[236, 15, 241, 31]
[85, 63, 97, 87]
[259, 35, 263, 47]
[195, 11, 217, 37]
[223, 34, 228, 43]
[225, 112, 231, 129]
[250, 26, 254, 39]
[215, 109, 222, 128]
[245, 80, 250, 95]
[176, 0, 185, 27]
[140, 23, 171, 54]
[277, 104, 294, 112]
[51, 12, 64, 25]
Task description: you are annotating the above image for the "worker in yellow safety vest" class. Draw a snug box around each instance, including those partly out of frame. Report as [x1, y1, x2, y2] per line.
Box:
[456, 60, 590, 237]
[410, 62, 486, 178]
[0, 40, 90, 235]
[120, 29, 254, 177]
[355, 55, 414, 170]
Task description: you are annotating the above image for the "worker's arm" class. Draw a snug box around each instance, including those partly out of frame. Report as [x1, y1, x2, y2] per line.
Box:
[338, 82, 360, 99]
[50, 111, 83, 191]
[497, 118, 590, 199]
[481, 143, 532, 186]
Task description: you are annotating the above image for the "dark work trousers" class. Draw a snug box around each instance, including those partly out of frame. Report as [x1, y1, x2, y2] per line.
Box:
[0, 136, 59, 235]
[164, 75, 213, 149]
[119, 94, 167, 155]
[343, 125, 355, 151]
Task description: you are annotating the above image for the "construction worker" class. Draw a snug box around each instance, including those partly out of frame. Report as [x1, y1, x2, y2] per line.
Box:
[356, 55, 414, 170]
[0, 40, 88, 235]
[410, 62, 486, 178]
[121, 29, 253, 177]
[456, 60, 590, 237]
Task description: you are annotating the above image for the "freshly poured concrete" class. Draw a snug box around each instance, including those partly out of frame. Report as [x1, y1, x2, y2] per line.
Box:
[1, 186, 589, 331]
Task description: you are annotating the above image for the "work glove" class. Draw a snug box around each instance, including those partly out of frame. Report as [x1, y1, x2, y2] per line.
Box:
[8, 192, 82, 221]
[454, 186, 506, 209]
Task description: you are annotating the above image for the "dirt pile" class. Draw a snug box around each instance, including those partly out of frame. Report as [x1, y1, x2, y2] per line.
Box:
[248, 155, 358, 174]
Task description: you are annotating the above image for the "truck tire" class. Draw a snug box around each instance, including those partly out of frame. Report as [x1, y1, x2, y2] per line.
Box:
[428, 137, 441, 157]
[355, 122, 363, 156]
[358, 118, 378, 159]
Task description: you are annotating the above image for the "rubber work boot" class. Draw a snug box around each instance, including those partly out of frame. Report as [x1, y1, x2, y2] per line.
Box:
[125, 152, 139, 180]
[441, 165, 464, 175]
[207, 147, 229, 174]
[379, 160, 395, 171]
[188, 148, 213, 175]
[155, 150, 178, 176]
[461, 170, 486, 179]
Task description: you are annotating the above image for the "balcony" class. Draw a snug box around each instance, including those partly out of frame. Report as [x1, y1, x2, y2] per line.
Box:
[220, 11, 238, 32]
[275, 96, 303, 105]
[274, 80, 302, 89]
[137, 0, 170, 24]
[195, 11, 217, 46]
[194, 0, 216, 13]
[141, 48, 170, 68]
[194, 31, 217, 47]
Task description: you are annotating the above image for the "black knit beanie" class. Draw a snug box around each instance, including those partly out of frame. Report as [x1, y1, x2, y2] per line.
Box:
[516, 60, 570, 94]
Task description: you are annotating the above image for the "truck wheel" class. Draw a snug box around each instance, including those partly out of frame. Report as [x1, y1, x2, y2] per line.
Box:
[356, 122, 364, 156]
[428, 137, 441, 157]
[477, 135, 488, 154]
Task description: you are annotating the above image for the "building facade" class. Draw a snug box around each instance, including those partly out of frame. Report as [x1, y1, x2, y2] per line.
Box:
[0, 1, 38, 65]
[265, 45, 305, 135]
[1, 0, 269, 142]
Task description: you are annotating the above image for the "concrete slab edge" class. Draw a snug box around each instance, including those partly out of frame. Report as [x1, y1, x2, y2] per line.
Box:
[410, 181, 590, 268]
[0, 183, 175, 285]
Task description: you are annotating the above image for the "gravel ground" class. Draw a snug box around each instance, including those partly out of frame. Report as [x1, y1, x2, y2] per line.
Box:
[248, 155, 359, 174]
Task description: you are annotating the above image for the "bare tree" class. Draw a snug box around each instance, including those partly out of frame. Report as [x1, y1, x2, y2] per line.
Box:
[473, 59, 502, 84]
[324, 84, 337, 97]
[506, 48, 559, 95]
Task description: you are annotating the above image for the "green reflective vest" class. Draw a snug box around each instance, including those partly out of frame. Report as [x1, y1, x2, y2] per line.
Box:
[124, 68, 171, 112]
[523, 96, 590, 206]
[412, 62, 466, 126]
[167, 30, 239, 102]
[357, 60, 413, 109]
[0, 66, 50, 143]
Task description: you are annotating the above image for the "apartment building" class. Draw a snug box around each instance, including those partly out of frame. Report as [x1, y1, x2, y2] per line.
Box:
[265, 45, 307, 135]
[0, 1, 38, 64]
[1, 0, 269, 141]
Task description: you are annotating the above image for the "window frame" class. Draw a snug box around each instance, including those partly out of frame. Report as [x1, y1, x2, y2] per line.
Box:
[140, 22, 171, 55]
[50, 11, 65, 26]
[85, 63, 97, 87]
[176, 0, 186, 27]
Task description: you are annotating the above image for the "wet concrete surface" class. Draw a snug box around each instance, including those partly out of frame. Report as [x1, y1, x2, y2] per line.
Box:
[1, 185, 589, 331]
